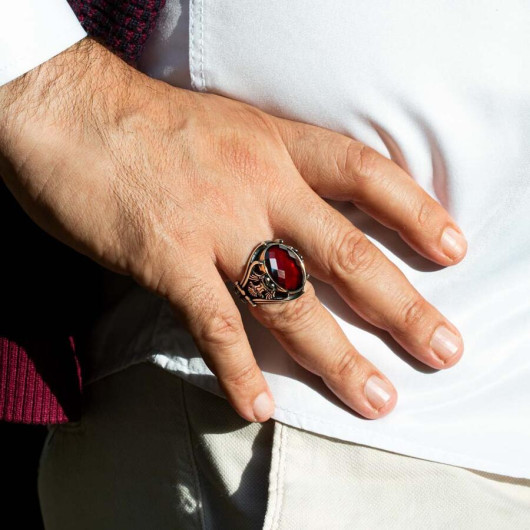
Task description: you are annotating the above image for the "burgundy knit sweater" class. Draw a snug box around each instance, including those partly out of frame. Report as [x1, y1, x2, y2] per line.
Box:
[0, 0, 165, 425]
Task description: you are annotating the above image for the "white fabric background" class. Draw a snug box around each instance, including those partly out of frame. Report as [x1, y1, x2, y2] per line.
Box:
[87, 0, 530, 479]
[0, 0, 86, 86]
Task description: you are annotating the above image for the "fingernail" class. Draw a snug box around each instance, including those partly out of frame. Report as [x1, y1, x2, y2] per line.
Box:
[430, 325, 461, 362]
[441, 227, 467, 260]
[253, 391, 275, 422]
[365, 375, 393, 410]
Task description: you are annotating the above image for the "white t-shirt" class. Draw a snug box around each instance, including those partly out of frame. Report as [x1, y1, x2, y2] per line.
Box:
[3, 0, 529, 479]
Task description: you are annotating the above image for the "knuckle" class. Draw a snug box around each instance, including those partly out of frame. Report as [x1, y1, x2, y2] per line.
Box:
[200, 310, 245, 349]
[335, 139, 358, 182]
[223, 362, 259, 388]
[344, 141, 380, 182]
[331, 229, 379, 279]
[258, 284, 320, 334]
[416, 200, 437, 229]
[399, 296, 428, 333]
[331, 349, 360, 382]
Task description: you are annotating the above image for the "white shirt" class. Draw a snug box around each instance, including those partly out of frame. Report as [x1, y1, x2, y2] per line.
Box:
[0, 0, 86, 86]
[4, 0, 530, 480]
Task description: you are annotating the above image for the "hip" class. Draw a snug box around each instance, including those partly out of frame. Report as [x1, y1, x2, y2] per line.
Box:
[38, 361, 530, 529]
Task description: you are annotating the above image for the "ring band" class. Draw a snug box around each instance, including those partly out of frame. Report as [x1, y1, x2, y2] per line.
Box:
[234, 239, 309, 307]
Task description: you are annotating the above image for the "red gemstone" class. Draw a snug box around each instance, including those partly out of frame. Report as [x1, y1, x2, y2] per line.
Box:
[265, 245, 304, 290]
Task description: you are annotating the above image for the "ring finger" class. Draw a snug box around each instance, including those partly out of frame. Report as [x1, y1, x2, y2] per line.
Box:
[271, 184, 464, 371]
[216, 232, 398, 419]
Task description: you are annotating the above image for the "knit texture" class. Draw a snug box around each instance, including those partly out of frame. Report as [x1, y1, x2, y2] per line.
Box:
[67, 0, 166, 64]
[0, 177, 104, 426]
[0, 337, 82, 424]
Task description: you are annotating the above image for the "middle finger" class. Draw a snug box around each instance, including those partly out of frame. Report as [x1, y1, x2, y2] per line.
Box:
[272, 185, 464, 370]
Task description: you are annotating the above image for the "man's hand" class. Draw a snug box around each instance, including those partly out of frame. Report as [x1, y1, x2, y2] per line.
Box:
[0, 37, 467, 422]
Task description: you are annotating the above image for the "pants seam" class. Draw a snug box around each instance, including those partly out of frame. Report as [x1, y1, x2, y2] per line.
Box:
[264, 422, 289, 530]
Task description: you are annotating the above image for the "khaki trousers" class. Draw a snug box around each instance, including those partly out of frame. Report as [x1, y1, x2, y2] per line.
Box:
[38, 362, 530, 529]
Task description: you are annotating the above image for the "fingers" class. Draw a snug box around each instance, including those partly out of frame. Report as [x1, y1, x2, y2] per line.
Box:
[272, 117, 467, 266]
[248, 281, 398, 419]
[217, 231, 399, 419]
[273, 187, 464, 371]
[166, 253, 275, 423]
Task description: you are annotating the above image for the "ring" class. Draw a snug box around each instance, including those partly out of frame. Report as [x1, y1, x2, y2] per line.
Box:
[234, 239, 309, 307]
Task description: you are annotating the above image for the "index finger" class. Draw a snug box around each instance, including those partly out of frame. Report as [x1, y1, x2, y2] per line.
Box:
[272, 117, 467, 266]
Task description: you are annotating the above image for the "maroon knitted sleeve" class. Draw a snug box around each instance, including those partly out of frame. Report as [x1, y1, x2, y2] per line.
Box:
[0, 337, 82, 424]
[0, 176, 104, 425]
[67, 0, 166, 64]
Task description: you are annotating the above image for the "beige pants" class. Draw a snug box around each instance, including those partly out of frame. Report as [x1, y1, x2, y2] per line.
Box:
[38, 362, 530, 529]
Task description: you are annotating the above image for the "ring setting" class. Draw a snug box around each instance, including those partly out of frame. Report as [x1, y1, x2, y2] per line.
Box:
[234, 239, 309, 306]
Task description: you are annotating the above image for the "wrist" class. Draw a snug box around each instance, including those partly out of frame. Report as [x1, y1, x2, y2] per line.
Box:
[0, 37, 130, 184]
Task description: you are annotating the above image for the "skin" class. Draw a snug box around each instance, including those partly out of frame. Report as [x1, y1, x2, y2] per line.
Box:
[0, 37, 467, 423]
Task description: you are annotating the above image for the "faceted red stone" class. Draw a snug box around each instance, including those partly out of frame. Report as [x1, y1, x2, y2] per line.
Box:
[264, 245, 304, 290]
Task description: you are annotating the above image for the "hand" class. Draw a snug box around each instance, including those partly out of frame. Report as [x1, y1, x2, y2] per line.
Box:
[0, 38, 467, 422]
